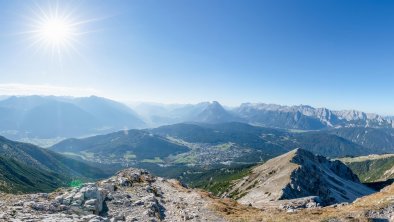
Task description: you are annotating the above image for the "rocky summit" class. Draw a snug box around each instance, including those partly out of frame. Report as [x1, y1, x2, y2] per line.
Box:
[226, 148, 375, 209]
[0, 168, 225, 222]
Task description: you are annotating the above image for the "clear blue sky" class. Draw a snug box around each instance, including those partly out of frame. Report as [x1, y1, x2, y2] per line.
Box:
[0, 0, 393, 114]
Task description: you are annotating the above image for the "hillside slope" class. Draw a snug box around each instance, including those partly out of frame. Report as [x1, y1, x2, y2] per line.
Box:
[0, 156, 66, 193]
[329, 127, 394, 153]
[215, 182, 394, 221]
[226, 149, 374, 208]
[0, 136, 115, 193]
[340, 154, 394, 183]
[51, 129, 189, 164]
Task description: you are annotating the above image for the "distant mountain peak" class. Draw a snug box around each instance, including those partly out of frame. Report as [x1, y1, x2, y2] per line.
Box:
[205, 101, 225, 111]
[194, 101, 238, 123]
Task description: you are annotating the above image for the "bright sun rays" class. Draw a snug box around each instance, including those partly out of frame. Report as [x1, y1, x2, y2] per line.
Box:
[26, 3, 94, 60]
[38, 18, 74, 45]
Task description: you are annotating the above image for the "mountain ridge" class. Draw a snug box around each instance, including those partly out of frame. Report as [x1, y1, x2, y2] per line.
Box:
[226, 148, 374, 208]
[131, 100, 393, 130]
[235, 102, 393, 129]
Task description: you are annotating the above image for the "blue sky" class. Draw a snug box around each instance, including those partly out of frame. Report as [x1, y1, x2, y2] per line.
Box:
[0, 0, 393, 114]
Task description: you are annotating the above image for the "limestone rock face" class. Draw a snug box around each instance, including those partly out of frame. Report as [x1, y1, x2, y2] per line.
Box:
[55, 183, 106, 215]
[226, 148, 375, 208]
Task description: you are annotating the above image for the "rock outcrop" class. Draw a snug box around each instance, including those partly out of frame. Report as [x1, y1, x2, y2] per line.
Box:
[0, 168, 225, 221]
[226, 148, 375, 208]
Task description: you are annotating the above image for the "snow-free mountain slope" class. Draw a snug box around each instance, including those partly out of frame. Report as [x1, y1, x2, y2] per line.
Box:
[226, 149, 374, 208]
[51, 129, 189, 164]
[329, 127, 394, 153]
[0, 136, 115, 193]
[72, 96, 145, 129]
[340, 154, 394, 183]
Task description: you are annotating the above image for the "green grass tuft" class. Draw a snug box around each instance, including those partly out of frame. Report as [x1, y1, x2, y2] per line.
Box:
[69, 180, 84, 188]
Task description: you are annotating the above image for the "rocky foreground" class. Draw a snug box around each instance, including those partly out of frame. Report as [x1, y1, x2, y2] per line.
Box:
[0, 167, 394, 221]
[0, 168, 225, 222]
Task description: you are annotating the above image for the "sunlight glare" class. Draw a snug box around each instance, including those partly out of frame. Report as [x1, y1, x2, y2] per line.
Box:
[38, 18, 73, 45]
[27, 3, 92, 60]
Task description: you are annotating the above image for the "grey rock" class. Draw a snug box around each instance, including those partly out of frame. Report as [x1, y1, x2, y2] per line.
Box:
[226, 149, 375, 208]
[0, 168, 228, 222]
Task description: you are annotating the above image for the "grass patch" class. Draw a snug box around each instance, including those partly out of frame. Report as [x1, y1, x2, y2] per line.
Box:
[81, 151, 95, 159]
[212, 143, 234, 151]
[123, 151, 136, 160]
[61, 152, 86, 160]
[142, 157, 164, 163]
[69, 180, 84, 188]
[174, 155, 197, 164]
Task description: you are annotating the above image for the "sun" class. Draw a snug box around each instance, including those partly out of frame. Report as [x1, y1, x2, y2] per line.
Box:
[26, 3, 91, 60]
[38, 18, 74, 45]
[30, 12, 79, 58]
[22, 3, 102, 61]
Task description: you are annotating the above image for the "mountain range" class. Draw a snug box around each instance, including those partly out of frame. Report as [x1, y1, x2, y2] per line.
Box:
[133, 101, 393, 130]
[0, 95, 392, 144]
[235, 103, 393, 129]
[0, 95, 145, 140]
